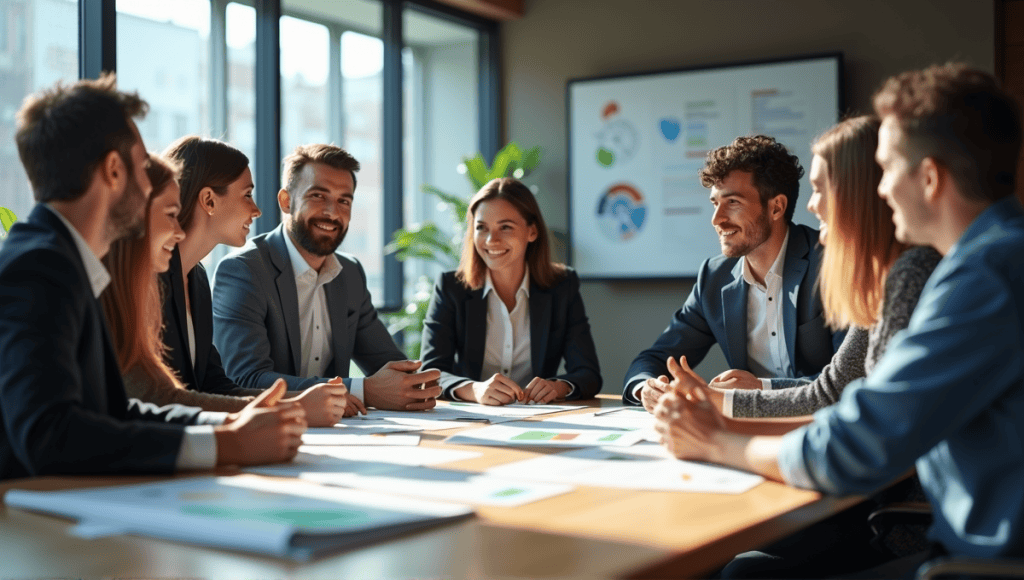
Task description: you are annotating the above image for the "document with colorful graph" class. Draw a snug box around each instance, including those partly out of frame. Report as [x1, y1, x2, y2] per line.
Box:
[443, 424, 645, 448]
[3, 475, 473, 561]
[486, 444, 763, 494]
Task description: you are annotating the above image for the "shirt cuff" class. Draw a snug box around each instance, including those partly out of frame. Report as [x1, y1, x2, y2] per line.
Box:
[175, 425, 218, 471]
[777, 427, 818, 490]
[760, 378, 773, 390]
[630, 380, 645, 402]
[560, 380, 577, 399]
[350, 378, 364, 403]
[194, 411, 229, 426]
[722, 389, 736, 418]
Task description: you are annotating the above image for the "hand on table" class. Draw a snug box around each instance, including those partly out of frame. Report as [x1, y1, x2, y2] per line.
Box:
[364, 360, 442, 411]
[282, 377, 348, 427]
[523, 378, 571, 404]
[710, 369, 761, 390]
[641, 375, 671, 414]
[654, 356, 728, 462]
[455, 373, 524, 406]
[342, 393, 367, 417]
[217, 379, 306, 466]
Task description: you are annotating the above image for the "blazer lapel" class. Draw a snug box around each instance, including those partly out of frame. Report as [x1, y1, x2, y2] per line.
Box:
[324, 271, 349, 374]
[720, 260, 749, 369]
[529, 286, 552, 378]
[165, 248, 198, 387]
[268, 227, 303, 374]
[781, 227, 810, 372]
[464, 289, 487, 380]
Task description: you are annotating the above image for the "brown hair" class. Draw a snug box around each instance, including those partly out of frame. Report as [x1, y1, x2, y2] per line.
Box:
[813, 116, 907, 329]
[456, 178, 565, 290]
[699, 135, 804, 222]
[145, 153, 181, 198]
[163, 136, 249, 231]
[15, 72, 148, 203]
[873, 62, 1023, 203]
[100, 155, 185, 390]
[282, 143, 361, 199]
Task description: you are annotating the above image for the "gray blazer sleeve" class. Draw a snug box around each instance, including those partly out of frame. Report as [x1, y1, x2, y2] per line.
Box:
[731, 326, 869, 418]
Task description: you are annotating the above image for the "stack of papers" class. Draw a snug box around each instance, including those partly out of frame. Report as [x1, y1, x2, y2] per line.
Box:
[4, 476, 473, 561]
[444, 422, 646, 448]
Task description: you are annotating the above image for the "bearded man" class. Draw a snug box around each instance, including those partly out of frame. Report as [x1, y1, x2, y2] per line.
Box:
[212, 144, 441, 412]
[623, 135, 843, 413]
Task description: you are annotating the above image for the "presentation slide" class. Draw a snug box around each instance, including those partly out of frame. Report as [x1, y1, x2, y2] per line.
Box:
[568, 55, 841, 278]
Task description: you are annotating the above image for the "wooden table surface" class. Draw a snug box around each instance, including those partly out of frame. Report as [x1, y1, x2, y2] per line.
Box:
[0, 395, 863, 579]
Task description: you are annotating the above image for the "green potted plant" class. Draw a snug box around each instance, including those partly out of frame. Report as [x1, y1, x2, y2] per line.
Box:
[385, 142, 541, 358]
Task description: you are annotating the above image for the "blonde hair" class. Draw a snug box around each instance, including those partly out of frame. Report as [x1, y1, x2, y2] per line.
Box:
[813, 116, 907, 329]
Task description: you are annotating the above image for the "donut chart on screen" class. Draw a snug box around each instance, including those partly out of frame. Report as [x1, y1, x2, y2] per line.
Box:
[596, 183, 646, 241]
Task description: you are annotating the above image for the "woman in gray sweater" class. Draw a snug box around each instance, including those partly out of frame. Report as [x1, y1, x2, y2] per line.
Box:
[711, 116, 941, 420]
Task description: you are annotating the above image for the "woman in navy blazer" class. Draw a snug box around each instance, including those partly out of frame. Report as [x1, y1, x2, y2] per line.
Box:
[421, 178, 601, 404]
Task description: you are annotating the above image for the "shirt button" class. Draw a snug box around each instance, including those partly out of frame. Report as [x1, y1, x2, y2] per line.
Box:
[768, 297, 772, 301]
[771, 332, 776, 336]
[315, 357, 320, 361]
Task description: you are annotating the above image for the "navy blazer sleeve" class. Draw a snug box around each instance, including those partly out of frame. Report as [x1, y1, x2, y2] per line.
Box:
[621, 259, 719, 404]
[0, 234, 192, 479]
[547, 271, 602, 399]
[420, 272, 471, 394]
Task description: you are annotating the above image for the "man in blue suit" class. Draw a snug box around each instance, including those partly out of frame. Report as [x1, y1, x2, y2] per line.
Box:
[0, 75, 305, 480]
[212, 144, 441, 412]
[656, 63, 1024, 577]
[623, 135, 843, 412]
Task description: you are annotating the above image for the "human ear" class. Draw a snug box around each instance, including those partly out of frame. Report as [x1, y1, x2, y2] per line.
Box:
[527, 224, 538, 243]
[200, 187, 217, 216]
[277, 189, 292, 214]
[919, 157, 943, 204]
[100, 150, 124, 189]
[771, 194, 788, 221]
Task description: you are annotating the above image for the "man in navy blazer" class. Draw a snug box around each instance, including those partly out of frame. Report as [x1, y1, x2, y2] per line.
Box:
[212, 144, 441, 411]
[623, 135, 843, 412]
[0, 75, 303, 479]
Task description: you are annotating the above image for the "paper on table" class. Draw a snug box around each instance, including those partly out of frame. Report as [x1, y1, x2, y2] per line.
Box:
[246, 445, 483, 479]
[551, 408, 659, 441]
[445, 401, 586, 419]
[444, 424, 645, 448]
[486, 444, 764, 494]
[4, 476, 473, 561]
[327, 416, 471, 433]
[295, 466, 574, 507]
[302, 433, 421, 446]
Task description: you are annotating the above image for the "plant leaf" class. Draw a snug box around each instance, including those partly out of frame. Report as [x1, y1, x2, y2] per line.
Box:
[463, 154, 489, 190]
[0, 207, 17, 233]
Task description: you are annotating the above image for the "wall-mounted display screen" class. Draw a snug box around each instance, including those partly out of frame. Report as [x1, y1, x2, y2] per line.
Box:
[568, 53, 842, 278]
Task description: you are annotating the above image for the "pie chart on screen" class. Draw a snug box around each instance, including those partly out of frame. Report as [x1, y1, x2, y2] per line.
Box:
[596, 183, 646, 241]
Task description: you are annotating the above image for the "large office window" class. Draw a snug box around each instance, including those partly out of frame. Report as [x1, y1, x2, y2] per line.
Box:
[0, 0, 78, 227]
[16, 0, 497, 310]
[402, 7, 480, 298]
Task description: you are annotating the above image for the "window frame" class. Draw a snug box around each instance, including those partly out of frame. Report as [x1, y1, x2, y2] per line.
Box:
[82, 0, 500, 311]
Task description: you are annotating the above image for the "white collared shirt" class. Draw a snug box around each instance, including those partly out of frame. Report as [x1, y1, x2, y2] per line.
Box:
[282, 232, 365, 400]
[42, 204, 221, 470]
[722, 230, 793, 417]
[481, 270, 534, 388]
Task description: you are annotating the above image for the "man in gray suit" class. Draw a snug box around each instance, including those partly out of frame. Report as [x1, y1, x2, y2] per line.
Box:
[212, 144, 440, 412]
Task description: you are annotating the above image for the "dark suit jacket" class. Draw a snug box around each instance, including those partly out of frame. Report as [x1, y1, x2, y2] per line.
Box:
[160, 248, 241, 395]
[420, 269, 602, 400]
[211, 225, 405, 391]
[622, 223, 844, 404]
[0, 205, 202, 480]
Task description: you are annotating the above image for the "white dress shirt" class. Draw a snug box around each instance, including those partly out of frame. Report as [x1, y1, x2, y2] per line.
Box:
[481, 270, 534, 388]
[722, 230, 793, 417]
[282, 232, 365, 400]
[44, 204, 222, 470]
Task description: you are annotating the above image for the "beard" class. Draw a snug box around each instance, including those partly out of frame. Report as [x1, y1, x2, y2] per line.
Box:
[290, 215, 347, 256]
[108, 171, 148, 241]
[719, 205, 772, 258]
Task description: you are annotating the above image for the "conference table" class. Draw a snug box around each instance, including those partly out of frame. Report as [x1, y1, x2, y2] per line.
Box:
[0, 395, 865, 579]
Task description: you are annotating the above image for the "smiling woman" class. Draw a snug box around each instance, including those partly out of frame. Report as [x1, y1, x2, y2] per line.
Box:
[420, 178, 602, 406]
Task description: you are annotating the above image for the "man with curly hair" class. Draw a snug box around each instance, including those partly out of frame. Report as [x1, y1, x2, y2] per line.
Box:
[623, 135, 843, 413]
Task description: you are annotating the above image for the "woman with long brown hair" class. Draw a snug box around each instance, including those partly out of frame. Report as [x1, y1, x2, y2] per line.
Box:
[160, 137, 348, 424]
[421, 177, 601, 405]
[101, 154, 255, 410]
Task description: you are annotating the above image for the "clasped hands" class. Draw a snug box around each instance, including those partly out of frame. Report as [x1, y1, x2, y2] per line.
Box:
[652, 356, 731, 463]
[455, 374, 570, 406]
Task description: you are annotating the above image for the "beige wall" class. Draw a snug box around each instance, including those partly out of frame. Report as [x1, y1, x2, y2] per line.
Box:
[501, 0, 995, 393]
